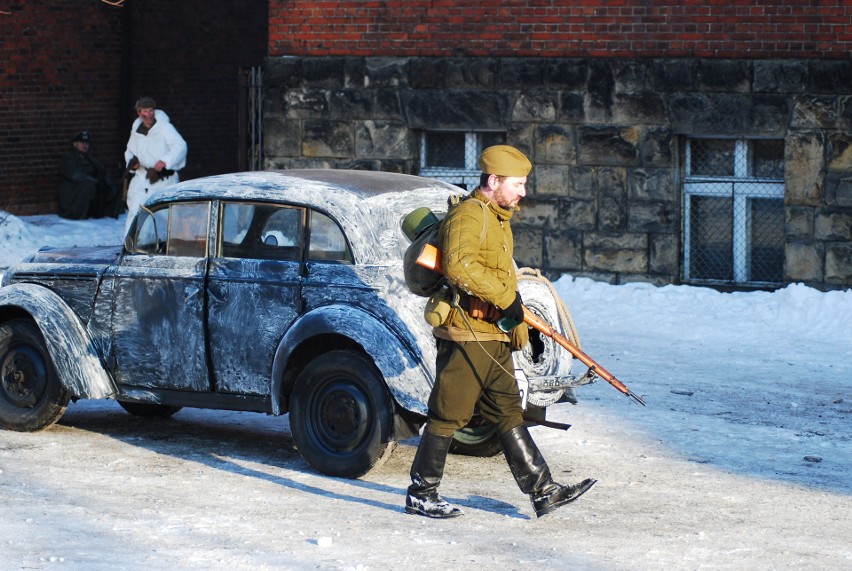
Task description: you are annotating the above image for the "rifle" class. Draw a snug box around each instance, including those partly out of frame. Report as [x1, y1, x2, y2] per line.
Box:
[415, 242, 646, 406]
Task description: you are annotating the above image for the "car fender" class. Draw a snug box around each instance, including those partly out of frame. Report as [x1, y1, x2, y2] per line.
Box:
[270, 304, 432, 416]
[0, 283, 116, 399]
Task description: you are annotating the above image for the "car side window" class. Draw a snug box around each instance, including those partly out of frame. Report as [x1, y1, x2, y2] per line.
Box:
[129, 202, 210, 257]
[167, 202, 210, 257]
[308, 210, 352, 263]
[219, 202, 304, 261]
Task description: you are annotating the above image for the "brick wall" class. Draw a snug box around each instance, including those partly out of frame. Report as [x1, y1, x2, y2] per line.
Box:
[126, 1, 269, 184]
[1, 1, 124, 215]
[1, 0, 268, 216]
[269, 1, 852, 59]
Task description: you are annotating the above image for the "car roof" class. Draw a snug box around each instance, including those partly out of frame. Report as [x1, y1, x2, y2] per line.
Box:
[145, 169, 464, 264]
[149, 169, 458, 202]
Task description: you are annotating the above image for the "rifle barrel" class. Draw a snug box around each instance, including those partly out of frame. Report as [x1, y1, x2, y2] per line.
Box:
[523, 308, 646, 406]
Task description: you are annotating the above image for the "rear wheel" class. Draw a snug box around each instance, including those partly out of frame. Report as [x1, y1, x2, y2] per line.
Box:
[290, 350, 395, 478]
[450, 419, 503, 457]
[0, 319, 69, 431]
[450, 405, 548, 457]
[118, 401, 183, 418]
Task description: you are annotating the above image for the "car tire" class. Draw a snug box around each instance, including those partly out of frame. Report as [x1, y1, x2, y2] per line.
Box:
[450, 405, 549, 457]
[117, 401, 183, 418]
[290, 350, 395, 478]
[0, 319, 70, 432]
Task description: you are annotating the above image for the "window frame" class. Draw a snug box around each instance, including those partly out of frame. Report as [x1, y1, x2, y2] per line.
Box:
[683, 138, 785, 285]
[418, 130, 506, 189]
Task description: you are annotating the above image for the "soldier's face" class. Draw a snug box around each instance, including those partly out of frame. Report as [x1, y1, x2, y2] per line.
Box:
[492, 175, 527, 209]
[138, 107, 156, 129]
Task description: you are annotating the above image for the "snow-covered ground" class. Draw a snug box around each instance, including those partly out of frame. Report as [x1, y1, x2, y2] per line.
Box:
[1, 211, 850, 570]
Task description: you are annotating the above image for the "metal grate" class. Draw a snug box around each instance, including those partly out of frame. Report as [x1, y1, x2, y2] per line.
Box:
[239, 67, 263, 171]
[684, 139, 785, 285]
[418, 131, 506, 190]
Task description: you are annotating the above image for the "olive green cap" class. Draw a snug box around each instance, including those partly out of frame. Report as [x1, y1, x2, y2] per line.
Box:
[478, 145, 532, 177]
[401, 207, 439, 241]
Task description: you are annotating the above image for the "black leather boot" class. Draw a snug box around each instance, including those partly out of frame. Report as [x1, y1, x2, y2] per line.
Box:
[405, 431, 463, 518]
[501, 424, 596, 518]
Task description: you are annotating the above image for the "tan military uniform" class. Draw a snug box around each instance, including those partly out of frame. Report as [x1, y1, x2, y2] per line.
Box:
[426, 190, 526, 436]
[434, 190, 517, 341]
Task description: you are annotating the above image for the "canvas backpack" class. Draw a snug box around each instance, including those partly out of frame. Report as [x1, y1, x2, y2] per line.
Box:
[401, 195, 487, 297]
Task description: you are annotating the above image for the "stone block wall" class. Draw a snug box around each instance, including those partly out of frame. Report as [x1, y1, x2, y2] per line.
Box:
[263, 56, 852, 290]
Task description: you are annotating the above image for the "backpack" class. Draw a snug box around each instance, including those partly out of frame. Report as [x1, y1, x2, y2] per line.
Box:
[401, 195, 487, 297]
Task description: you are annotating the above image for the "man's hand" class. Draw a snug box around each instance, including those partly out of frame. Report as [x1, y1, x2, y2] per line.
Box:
[501, 292, 525, 324]
[468, 297, 501, 321]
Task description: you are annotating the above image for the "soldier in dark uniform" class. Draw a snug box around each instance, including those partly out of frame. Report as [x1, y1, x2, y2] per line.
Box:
[404, 145, 596, 519]
[58, 131, 123, 219]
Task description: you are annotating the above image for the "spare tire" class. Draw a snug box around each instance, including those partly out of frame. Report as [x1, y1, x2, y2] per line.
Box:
[515, 268, 579, 408]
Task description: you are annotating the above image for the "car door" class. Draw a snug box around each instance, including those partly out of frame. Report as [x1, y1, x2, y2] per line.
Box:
[110, 201, 211, 391]
[205, 201, 304, 395]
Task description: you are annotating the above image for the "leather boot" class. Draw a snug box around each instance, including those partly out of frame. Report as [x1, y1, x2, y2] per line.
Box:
[501, 424, 596, 518]
[405, 431, 463, 518]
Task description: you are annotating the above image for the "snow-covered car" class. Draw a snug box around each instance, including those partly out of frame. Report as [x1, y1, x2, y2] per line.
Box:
[0, 170, 586, 478]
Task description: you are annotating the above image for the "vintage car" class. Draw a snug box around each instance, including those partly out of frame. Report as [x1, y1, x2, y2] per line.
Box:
[0, 170, 587, 478]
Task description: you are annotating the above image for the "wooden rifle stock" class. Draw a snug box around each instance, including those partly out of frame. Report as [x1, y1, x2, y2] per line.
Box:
[415, 242, 646, 406]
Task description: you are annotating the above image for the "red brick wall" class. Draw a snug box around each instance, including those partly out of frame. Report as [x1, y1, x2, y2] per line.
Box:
[269, 0, 852, 58]
[1, 1, 125, 215]
[1, 1, 268, 216]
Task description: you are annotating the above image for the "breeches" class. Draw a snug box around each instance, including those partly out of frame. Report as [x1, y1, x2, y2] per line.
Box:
[426, 338, 524, 437]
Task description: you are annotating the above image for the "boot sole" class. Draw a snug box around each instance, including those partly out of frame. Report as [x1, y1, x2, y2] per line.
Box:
[404, 505, 464, 519]
[535, 478, 597, 518]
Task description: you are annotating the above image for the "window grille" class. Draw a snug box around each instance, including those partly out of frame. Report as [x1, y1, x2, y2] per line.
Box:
[683, 138, 785, 285]
[419, 131, 506, 189]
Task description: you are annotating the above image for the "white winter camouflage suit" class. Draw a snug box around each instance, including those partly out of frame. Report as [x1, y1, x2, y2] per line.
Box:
[123, 109, 187, 232]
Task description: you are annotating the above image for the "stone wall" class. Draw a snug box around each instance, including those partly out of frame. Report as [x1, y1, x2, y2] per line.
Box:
[264, 56, 852, 290]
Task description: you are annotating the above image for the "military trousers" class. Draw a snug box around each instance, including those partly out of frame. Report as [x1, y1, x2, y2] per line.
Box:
[426, 338, 524, 437]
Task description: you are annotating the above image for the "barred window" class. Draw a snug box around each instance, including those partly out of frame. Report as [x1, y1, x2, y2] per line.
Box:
[419, 131, 506, 189]
[683, 138, 785, 285]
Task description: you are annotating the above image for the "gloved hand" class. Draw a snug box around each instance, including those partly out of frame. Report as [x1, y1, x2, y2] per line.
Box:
[501, 292, 525, 324]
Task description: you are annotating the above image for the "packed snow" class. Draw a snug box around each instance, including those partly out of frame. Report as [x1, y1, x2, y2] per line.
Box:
[0, 210, 850, 570]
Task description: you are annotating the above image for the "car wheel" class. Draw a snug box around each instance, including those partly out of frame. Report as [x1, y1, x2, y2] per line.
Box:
[290, 350, 395, 478]
[118, 401, 183, 418]
[450, 420, 503, 457]
[450, 404, 548, 457]
[0, 319, 70, 432]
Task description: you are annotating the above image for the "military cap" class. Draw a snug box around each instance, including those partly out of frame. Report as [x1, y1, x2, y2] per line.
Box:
[478, 145, 532, 177]
[71, 130, 90, 143]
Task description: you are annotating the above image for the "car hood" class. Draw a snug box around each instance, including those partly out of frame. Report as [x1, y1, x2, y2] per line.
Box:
[25, 245, 124, 265]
